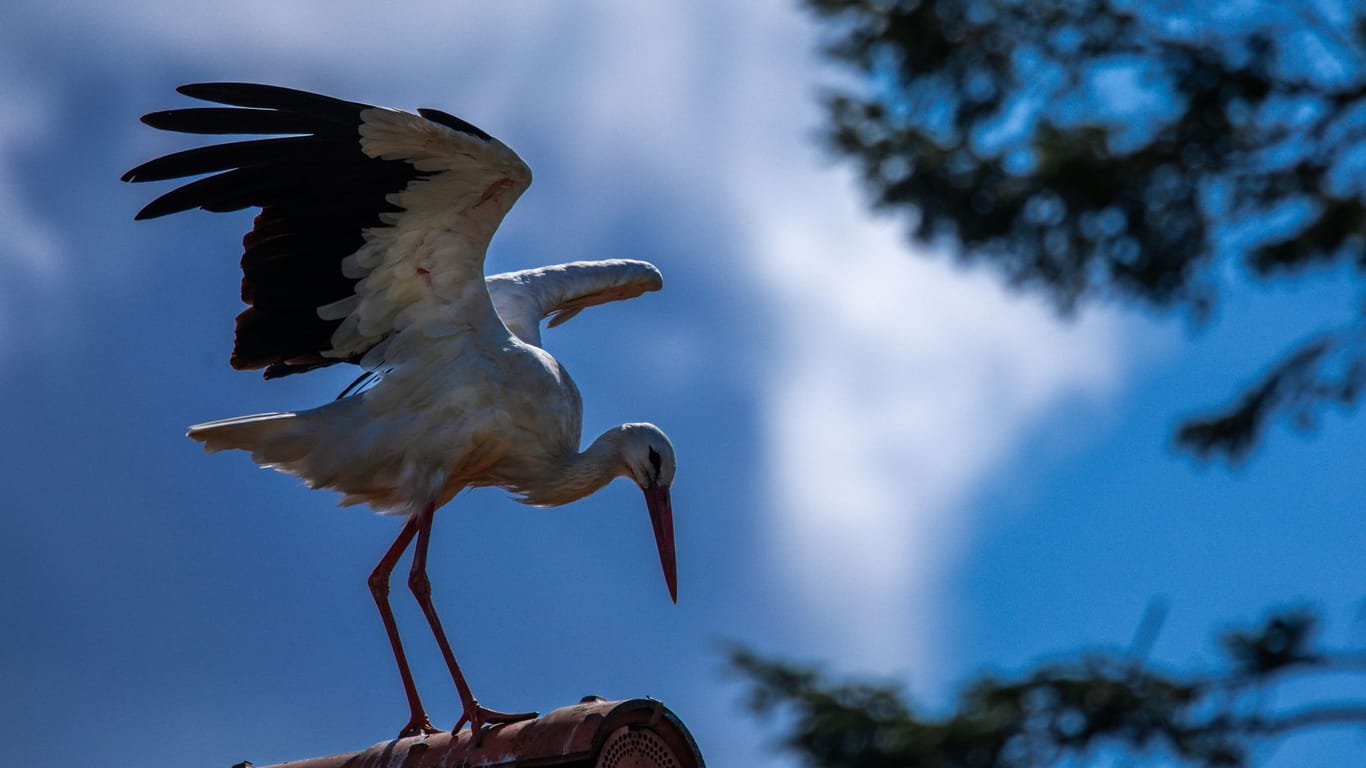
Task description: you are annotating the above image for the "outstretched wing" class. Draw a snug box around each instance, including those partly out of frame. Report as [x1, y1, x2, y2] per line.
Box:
[332, 259, 664, 401]
[486, 259, 664, 348]
[123, 82, 531, 377]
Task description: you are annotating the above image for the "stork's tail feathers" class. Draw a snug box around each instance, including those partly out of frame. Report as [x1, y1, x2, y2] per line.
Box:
[187, 405, 406, 513]
[188, 412, 299, 455]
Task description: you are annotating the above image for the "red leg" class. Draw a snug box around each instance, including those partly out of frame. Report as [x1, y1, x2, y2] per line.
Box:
[369, 515, 438, 738]
[407, 502, 536, 743]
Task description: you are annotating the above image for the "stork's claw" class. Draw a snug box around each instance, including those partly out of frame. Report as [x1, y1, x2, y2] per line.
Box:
[455, 703, 537, 745]
[397, 714, 440, 739]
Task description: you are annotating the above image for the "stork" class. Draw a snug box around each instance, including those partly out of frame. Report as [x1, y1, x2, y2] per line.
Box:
[123, 83, 678, 740]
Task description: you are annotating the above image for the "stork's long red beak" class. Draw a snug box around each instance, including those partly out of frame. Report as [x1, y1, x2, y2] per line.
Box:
[644, 484, 676, 603]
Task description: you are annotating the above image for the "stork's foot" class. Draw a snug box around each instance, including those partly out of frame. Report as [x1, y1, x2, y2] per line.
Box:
[455, 703, 537, 745]
[397, 713, 441, 739]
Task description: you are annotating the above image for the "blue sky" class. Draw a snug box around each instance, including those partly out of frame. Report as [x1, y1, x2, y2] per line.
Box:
[1, 2, 1362, 766]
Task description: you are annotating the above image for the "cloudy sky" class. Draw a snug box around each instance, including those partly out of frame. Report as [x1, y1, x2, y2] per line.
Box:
[2, 2, 1362, 766]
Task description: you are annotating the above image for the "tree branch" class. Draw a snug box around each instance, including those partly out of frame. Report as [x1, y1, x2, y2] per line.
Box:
[1248, 704, 1366, 736]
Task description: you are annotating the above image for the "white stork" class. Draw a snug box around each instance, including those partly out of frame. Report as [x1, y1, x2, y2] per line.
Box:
[123, 83, 678, 739]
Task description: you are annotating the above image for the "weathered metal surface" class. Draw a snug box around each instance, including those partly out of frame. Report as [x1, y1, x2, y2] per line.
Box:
[252, 698, 702, 768]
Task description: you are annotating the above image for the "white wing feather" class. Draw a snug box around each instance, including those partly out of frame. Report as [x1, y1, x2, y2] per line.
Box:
[319, 107, 533, 367]
[486, 259, 664, 348]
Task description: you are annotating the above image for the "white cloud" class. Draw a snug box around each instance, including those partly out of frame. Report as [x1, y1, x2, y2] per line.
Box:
[0, 57, 62, 356]
[748, 176, 1128, 671]
[0, 53, 60, 279]
[708, 3, 1137, 674]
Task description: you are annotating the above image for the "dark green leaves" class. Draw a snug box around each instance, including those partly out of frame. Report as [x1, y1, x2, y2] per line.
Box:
[805, 0, 1366, 459]
[731, 607, 1366, 767]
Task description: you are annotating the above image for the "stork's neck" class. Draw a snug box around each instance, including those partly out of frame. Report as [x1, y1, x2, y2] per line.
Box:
[523, 428, 630, 507]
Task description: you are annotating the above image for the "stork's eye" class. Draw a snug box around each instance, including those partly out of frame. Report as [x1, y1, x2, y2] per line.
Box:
[648, 446, 662, 473]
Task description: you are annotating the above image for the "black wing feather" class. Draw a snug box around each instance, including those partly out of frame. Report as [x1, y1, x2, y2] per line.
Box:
[123, 136, 330, 184]
[140, 107, 335, 136]
[124, 83, 431, 377]
[131, 168, 264, 219]
[417, 108, 493, 141]
[177, 82, 370, 118]
[133, 162, 333, 219]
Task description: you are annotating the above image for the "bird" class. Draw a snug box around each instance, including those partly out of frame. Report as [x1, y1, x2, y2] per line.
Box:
[122, 83, 678, 740]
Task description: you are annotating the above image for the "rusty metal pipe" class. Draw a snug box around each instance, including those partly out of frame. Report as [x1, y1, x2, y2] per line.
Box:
[241, 698, 703, 768]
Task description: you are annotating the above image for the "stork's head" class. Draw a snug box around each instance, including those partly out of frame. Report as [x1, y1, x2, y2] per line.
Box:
[619, 423, 677, 603]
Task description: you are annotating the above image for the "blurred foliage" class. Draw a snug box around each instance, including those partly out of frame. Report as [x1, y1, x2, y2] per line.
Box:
[731, 608, 1366, 767]
[804, 0, 1366, 460]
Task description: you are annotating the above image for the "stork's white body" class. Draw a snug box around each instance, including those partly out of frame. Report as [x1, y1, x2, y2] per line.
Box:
[192, 331, 579, 512]
[125, 83, 678, 739]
